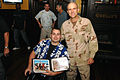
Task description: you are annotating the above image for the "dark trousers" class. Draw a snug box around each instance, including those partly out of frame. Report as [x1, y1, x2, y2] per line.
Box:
[0, 53, 6, 80]
[26, 72, 67, 80]
[14, 29, 30, 47]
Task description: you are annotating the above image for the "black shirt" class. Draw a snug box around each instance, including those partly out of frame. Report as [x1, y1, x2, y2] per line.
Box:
[13, 11, 26, 30]
[0, 15, 9, 53]
[46, 43, 57, 59]
[46, 43, 57, 70]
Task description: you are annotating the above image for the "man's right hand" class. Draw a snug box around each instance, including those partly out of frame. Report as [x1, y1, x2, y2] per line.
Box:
[24, 67, 31, 76]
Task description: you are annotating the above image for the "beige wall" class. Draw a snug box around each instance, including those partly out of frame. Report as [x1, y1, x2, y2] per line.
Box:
[0, 0, 29, 10]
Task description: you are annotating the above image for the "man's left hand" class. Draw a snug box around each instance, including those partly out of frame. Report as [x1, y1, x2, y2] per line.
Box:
[4, 48, 9, 56]
[52, 24, 54, 28]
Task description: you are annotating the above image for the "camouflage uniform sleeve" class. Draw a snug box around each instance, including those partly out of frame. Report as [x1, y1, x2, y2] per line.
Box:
[89, 21, 98, 58]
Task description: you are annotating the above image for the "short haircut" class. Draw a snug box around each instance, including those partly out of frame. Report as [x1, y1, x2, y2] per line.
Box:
[51, 28, 61, 34]
[44, 3, 49, 6]
[56, 2, 63, 8]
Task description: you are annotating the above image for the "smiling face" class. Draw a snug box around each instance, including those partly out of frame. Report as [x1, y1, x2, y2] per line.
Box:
[67, 2, 79, 19]
[50, 29, 61, 45]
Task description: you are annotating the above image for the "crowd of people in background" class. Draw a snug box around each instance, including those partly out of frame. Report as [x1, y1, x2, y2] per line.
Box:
[0, 1, 98, 80]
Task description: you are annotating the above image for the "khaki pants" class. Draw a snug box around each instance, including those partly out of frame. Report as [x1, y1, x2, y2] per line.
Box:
[40, 27, 52, 40]
[67, 65, 90, 80]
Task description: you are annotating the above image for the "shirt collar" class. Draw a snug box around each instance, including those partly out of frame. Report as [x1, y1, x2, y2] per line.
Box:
[68, 15, 82, 24]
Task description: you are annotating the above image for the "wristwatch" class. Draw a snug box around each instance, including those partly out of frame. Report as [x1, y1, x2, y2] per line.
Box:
[5, 46, 8, 48]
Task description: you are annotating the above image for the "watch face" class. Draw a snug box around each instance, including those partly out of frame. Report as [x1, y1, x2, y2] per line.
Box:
[5, 46, 8, 48]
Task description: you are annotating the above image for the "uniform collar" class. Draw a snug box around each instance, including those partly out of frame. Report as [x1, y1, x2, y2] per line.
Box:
[68, 15, 82, 24]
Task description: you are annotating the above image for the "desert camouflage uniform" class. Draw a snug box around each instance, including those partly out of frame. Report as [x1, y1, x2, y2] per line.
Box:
[61, 16, 98, 80]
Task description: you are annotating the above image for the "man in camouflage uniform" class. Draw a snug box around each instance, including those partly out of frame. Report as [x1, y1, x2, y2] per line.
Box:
[61, 2, 98, 80]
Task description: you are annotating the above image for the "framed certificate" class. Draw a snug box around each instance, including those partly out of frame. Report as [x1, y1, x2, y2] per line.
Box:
[51, 57, 69, 72]
[33, 59, 50, 73]
[33, 57, 69, 73]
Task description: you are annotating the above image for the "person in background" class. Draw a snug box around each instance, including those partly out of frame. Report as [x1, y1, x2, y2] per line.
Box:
[0, 15, 9, 80]
[25, 28, 69, 80]
[56, 2, 68, 29]
[12, 4, 30, 50]
[61, 2, 98, 80]
[35, 3, 57, 40]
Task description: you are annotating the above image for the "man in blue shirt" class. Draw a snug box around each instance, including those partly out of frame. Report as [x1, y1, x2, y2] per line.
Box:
[25, 28, 69, 80]
[56, 2, 68, 29]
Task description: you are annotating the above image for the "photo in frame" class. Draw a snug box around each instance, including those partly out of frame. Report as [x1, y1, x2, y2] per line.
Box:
[33, 59, 50, 73]
[51, 57, 69, 72]
[32, 57, 69, 73]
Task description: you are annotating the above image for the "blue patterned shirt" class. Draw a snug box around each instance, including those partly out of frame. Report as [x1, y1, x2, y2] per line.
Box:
[33, 39, 69, 59]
